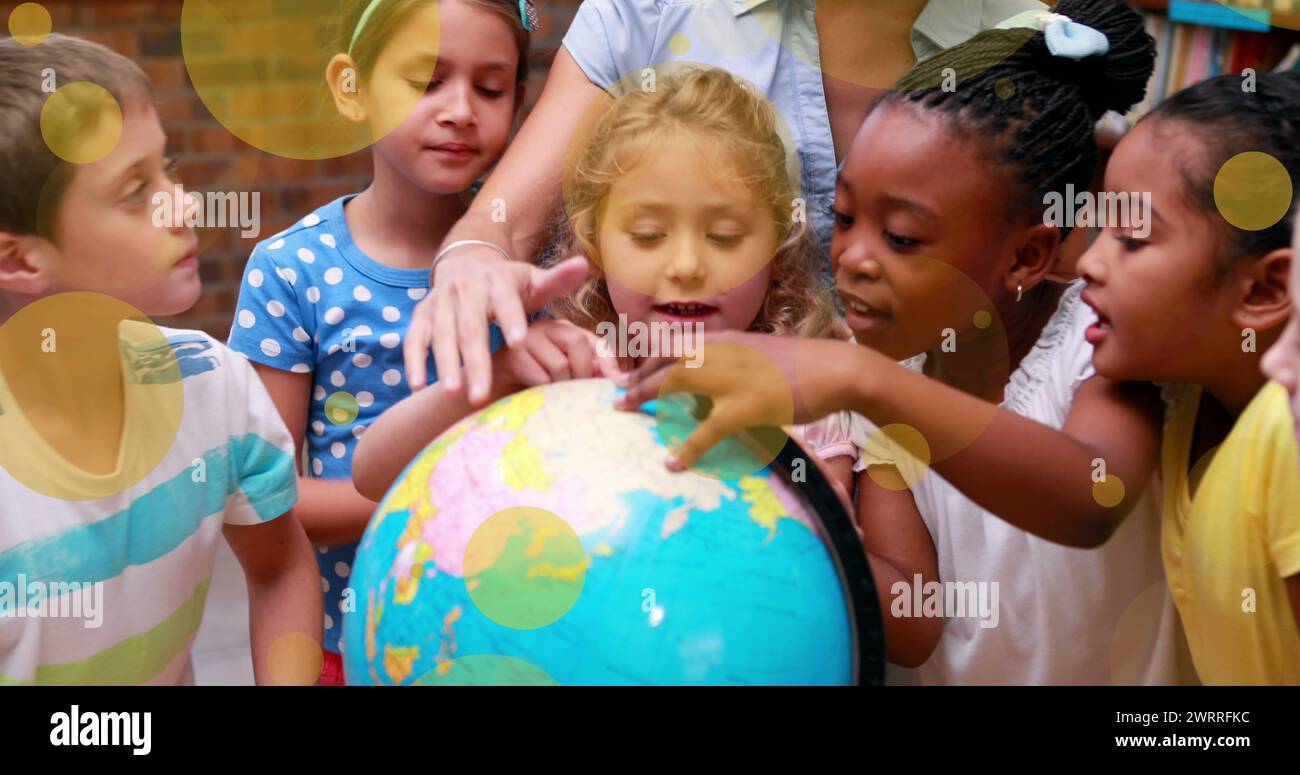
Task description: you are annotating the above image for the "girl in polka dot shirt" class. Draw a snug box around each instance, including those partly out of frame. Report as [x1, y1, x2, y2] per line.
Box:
[227, 0, 533, 684]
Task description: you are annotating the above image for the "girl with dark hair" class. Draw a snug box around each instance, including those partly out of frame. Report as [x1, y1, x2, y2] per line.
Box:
[1079, 71, 1300, 684]
[621, 0, 1196, 684]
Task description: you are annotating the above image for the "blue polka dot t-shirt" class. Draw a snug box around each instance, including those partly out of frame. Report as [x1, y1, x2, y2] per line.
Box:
[228, 194, 502, 653]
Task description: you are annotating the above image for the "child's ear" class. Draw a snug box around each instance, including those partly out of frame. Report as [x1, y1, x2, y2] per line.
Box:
[0, 231, 55, 295]
[1005, 223, 1062, 298]
[326, 54, 369, 124]
[1232, 246, 1292, 334]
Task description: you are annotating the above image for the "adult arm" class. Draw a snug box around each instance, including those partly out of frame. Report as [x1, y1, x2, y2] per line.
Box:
[403, 48, 609, 402]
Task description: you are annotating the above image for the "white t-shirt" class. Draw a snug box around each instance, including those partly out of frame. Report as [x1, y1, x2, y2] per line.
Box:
[0, 326, 298, 685]
[853, 282, 1184, 685]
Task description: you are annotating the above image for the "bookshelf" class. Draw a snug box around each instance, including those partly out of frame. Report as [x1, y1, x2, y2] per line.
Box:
[1054, 1, 1298, 279]
[1120, 0, 1300, 124]
[1129, 0, 1300, 32]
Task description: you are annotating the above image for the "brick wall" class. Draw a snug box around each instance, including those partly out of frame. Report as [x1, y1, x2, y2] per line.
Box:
[3, 0, 583, 338]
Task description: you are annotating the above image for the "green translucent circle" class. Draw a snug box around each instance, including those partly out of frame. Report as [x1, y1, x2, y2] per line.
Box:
[413, 654, 558, 686]
[653, 391, 786, 480]
[325, 391, 358, 425]
[463, 507, 587, 630]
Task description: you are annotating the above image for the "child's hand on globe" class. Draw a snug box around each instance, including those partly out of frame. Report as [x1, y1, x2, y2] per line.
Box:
[614, 331, 862, 470]
[492, 319, 621, 392]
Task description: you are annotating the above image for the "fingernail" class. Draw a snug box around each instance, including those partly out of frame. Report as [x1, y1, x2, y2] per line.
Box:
[507, 327, 526, 345]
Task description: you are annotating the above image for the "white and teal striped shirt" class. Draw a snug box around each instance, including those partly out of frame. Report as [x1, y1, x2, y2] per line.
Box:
[0, 327, 297, 685]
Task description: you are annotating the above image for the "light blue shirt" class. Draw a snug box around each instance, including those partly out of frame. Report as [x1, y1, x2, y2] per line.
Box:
[563, 0, 1046, 282]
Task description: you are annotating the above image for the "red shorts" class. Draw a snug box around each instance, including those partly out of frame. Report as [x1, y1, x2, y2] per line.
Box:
[319, 649, 345, 686]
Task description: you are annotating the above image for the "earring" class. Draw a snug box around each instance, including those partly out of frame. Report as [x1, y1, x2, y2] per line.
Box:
[1016, 284, 1024, 303]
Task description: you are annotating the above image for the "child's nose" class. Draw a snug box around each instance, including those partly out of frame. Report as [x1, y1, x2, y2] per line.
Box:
[1075, 239, 1106, 285]
[665, 237, 707, 282]
[173, 187, 198, 234]
[437, 81, 474, 126]
[836, 242, 883, 280]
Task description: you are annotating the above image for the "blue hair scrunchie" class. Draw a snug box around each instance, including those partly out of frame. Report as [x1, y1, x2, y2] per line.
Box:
[994, 10, 1110, 60]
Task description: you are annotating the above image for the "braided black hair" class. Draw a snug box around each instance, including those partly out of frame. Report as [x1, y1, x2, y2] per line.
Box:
[877, 0, 1156, 238]
[1141, 71, 1300, 271]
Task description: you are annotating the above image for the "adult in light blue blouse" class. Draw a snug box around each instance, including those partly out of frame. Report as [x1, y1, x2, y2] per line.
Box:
[404, 0, 1047, 404]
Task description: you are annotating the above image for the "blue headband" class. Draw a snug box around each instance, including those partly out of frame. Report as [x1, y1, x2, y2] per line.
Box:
[350, 0, 538, 55]
[519, 0, 539, 32]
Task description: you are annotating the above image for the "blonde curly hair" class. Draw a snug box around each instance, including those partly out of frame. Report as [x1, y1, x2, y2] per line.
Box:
[549, 66, 843, 340]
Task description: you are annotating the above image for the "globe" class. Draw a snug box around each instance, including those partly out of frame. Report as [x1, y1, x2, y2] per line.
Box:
[342, 378, 882, 685]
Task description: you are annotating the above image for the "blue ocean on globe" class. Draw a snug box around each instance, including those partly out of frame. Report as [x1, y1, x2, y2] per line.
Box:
[342, 379, 855, 685]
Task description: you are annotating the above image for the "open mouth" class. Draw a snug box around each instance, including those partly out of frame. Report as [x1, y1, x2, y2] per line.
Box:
[1081, 292, 1112, 345]
[653, 302, 718, 320]
[840, 292, 891, 332]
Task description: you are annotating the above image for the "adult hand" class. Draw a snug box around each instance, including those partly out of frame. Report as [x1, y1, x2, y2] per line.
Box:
[493, 318, 622, 391]
[615, 331, 862, 470]
[403, 250, 591, 405]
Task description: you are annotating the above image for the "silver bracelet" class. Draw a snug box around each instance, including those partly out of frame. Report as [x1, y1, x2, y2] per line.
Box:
[431, 239, 514, 281]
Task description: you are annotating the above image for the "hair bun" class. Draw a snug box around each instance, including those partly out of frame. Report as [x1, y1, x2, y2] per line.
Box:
[1034, 0, 1156, 118]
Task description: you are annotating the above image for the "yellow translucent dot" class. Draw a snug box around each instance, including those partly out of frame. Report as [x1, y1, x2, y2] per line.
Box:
[181, 0, 438, 159]
[1214, 152, 1293, 232]
[8, 3, 52, 46]
[40, 82, 123, 165]
[267, 632, 323, 685]
[1092, 474, 1125, 508]
[0, 293, 184, 500]
[669, 33, 691, 56]
[863, 424, 931, 491]
[972, 310, 992, 329]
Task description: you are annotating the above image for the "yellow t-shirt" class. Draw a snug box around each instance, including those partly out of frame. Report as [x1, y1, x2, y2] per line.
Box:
[1161, 381, 1300, 684]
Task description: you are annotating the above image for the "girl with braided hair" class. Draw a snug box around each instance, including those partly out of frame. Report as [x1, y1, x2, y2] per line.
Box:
[1082, 71, 1300, 684]
[620, 0, 1194, 683]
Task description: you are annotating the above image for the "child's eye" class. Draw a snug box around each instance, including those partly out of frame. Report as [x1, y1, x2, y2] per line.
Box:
[123, 180, 147, 204]
[630, 232, 665, 245]
[163, 157, 181, 183]
[477, 86, 505, 98]
[706, 233, 742, 246]
[409, 79, 439, 93]
[885, 231, 919, 250]
[832, 210, 854, 230]
[1116, 235, 1147, 252]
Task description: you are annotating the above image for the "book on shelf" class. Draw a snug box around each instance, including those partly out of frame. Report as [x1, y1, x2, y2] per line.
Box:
[1121, 3, 1299, 124]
